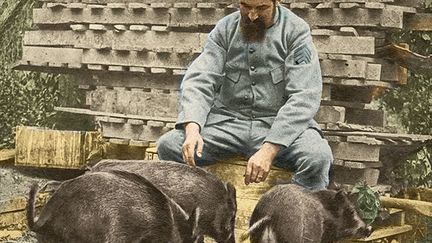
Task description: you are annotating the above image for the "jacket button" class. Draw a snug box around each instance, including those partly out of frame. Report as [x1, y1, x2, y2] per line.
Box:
[252, 82, 256, 86]
[252, 115, 256, 119]
[249, 48, 255, 54]
[244, 95, 248, 100]
[250, 66, 256, 71]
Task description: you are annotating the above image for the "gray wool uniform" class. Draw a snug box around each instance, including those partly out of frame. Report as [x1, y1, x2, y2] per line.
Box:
[157, 4, 333, 190]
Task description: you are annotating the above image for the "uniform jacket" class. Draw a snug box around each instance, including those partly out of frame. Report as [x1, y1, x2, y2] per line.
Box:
[176, 4, 323, 148]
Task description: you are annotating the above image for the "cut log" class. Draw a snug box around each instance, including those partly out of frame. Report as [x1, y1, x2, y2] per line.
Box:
[380, 197, 432, 217]
[376, 43, 432, 76]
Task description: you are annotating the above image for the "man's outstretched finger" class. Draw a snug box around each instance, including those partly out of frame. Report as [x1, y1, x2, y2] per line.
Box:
[250, 165, 259, 183]
[244, 163, 253, 185]
[256, 170, 265, 183]
[186, 145, 196, 166]
[196, 139, 204, 158]
[261, 170, 270, 182]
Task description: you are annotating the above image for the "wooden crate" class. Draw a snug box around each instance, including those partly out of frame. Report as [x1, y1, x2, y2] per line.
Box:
[205, 159, 293, 242]
[15, 126, 102, 169]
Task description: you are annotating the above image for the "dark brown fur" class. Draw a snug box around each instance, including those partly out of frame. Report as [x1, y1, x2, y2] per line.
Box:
[90, 160, 237, 243]
[27, 170, 200, 243]
[247, 184, 372, 243]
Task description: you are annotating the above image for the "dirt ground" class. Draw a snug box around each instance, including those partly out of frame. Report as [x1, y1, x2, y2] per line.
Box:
[0, 161, 83, 243]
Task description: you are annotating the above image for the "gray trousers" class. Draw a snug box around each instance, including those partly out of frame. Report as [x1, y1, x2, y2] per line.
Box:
[157, 118, 333, 190]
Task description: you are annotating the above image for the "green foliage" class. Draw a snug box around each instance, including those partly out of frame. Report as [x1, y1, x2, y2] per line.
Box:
[380, 30, 432, 189]
[0, 0, 88, 149]
[393, 148, 432, 188]
[351, 183, 381, 225]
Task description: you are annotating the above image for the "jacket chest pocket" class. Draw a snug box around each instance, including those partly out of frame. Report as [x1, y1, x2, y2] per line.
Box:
[225, 65, 241, 83]
[270, 65, 285, 85]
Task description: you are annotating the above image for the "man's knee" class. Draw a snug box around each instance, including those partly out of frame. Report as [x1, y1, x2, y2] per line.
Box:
[156, 130, 183, 161]
[301, 141, 333, 174]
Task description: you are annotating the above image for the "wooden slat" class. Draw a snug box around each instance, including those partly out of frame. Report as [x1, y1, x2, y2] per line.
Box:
[56, 107, 176, 123]
[350, 225, 413, 242]
[24, 30, 206, 53]
[320, 59, 368, 79]
[315, 106, 345, 123]
[33, 8, 170, 25]
[101, 122, 171, 142]
[333, 166, 380, 186]
[281, 0, 394, 2]
[323, 131, 432, 143]
[33, 7, 405, 29]
[292, 8, 403, 29]
[21, 46, 82, 65]
[321, 100, 375, 110]
[15, 126, 100, 169]
[86, 88, 179, 117]
[329, 142, 381, 162]
[314, 35, 375, 55]
[75, 73, 181, 90]
[323, 78, 394, 88]
[82, 49, 197, 69]
[0, 149, 15, 162]
[345, 108, 385, 127]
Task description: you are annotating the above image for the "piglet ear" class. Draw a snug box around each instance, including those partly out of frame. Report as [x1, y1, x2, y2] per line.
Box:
[188, 207, 201, 238]
[225, 182, 237, 199]
[335, 189, 348, 202]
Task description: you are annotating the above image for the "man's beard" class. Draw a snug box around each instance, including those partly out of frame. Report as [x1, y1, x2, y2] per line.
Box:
[240, 16, 267, 43]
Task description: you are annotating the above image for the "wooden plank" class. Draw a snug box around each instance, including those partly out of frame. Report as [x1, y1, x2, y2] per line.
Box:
[281, 0, 393, 2]
[321, 100, 375, 110]
[33, 8, 170, 25]
[25, 29, 378, 57]
[345, 108, 385, 127]
[325, 122, 397, 133]
[322, 84, 331, 101]
[292, 8, 402, 29]
[55, 107, 177, 123]
[315, 106, 345, 123]
[169, 8, 231, 27]
[320, 59, 368, 79]
[21, 46, 82, 65]
[329, 142, 380, 162]
[101, 122, 171, 142]
[350, 225, 412, 242]
[205, 160, 292, 231]
[76, 73, 181, 90]
[0, 193, 49, 215]
[15, 126, 101, 169]
[323, 78, 394, 88]
[333, 166, 380, 186]
[314, 35, 375, 55]
[365, 63, 381, 81]
[0, 149, 15, 162]
[86, 88, 179, 117]
[346, 136, 384, 145]
[380, 9, 404, 29]
[339, 3, 361, 8]
[82, 49, 197, 69]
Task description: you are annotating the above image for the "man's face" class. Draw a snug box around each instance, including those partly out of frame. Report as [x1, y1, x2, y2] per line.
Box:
[239, 0, 276, 43]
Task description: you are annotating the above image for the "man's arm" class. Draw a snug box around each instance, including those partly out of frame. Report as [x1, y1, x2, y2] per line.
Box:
[264, 24, 322, 148]
[176, 24, 228, 131]
[176, 20, 228, 166]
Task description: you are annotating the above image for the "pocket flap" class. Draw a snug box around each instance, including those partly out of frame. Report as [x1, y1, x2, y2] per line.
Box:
[225, 70, 241, 83]
[270, 65, 284, 84]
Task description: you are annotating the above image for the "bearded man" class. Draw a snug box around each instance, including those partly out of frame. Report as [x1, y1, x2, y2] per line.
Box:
[157, 0, 333, 190]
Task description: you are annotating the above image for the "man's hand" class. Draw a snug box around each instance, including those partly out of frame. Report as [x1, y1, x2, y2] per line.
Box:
[182, 122, 204, 166]
[244, 142, 281, 185]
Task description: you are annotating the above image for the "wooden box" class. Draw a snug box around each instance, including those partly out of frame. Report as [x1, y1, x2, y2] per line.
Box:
[15, 126, 101, 169]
